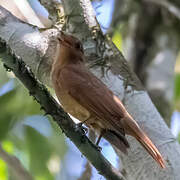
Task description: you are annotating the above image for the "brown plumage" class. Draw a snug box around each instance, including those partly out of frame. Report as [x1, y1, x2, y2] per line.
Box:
[51, 32, 165, 168]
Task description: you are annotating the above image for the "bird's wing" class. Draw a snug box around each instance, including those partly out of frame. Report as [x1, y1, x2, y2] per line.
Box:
[58, 64, 126, 136]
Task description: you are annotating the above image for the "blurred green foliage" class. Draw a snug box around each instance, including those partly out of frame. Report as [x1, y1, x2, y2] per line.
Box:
[112, 30, 122, 51]
[0, 159, 7, 180]
[0, 141, 14, 180]
[0, 62, 67, 179]
[174, 74, 180, 110]
[25, 126, 53, 179]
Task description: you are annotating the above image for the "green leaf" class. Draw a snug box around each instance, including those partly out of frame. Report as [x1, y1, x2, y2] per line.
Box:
[175, 74, 180, 99]
[0, 159, 7, 180]
[0, 81, 42, 139]
[0, 90, 17, 140]
[0, 62, 10, 87]
[178, 132, 180, 143]
[112, 31, 122, 51]
[49, 118, 67, 157]
[25, 126, 53, 179]
[2, 140, 14, 154]
[8, 84, 42, 116]
[174, 74, 180, 110]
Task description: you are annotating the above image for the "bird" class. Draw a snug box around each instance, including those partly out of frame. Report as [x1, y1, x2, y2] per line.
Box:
[51, 31, 165, 168]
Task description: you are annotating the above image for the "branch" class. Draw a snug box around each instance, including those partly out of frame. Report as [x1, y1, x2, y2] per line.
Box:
[0, 5, 60, 86]
[37, 0, 63, 25]
[0, 41, 125, 180]
[61, 0, 98, 49]
[0, 144, 33, 180]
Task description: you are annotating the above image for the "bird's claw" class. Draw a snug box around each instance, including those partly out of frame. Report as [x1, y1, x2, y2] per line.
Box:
[82, 126, 88, 134]
[76, 123, 88, 134]
[95, 145, 102, 152]
[76, 122, 83, 128]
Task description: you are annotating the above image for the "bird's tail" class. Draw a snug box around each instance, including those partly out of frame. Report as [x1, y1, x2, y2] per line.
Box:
[136, 131, 165, 168]
[124, 116, 165, 169]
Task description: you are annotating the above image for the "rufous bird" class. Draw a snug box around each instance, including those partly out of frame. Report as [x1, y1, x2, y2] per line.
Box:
[51, 32, 165, 168]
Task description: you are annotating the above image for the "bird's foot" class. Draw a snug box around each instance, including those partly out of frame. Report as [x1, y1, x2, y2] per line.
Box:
[95, 144, 102, 152]
[76, 122, 88, 134]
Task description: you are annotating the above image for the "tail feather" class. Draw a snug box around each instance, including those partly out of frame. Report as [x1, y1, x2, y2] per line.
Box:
[136, 133, 165, 168]
[123, 116, 165, 168]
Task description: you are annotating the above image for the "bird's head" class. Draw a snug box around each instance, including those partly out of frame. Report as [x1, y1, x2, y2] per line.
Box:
[52, 32, 85, 74]
[58, 32, 84, 56]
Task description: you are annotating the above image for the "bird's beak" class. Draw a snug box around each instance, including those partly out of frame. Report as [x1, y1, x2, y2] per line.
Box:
[58, 33, 63, 43]
[58, 37, 62, 42]
[58, 31, 66, 43]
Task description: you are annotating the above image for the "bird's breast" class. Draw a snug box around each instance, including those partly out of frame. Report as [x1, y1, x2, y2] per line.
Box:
[54, 86, 90, 122]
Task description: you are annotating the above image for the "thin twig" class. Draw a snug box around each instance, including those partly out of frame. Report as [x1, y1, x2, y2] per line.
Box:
[0, 144, 33, 180]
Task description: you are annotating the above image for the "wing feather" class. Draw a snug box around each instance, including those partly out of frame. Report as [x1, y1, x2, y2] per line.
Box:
[58, 64, 126, 136]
